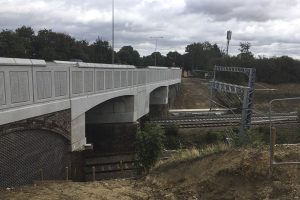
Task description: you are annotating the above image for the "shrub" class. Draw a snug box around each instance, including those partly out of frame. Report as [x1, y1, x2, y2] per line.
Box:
[204, 131, 220, 144]
[164, 123, 181, 149]
[231, 128, 265, 147]
[164, 135, 182, 149]
[135, 123, 165, 173]
[165, 123, 179, 136]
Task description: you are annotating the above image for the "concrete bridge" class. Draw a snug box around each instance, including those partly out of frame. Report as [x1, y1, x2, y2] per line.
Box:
[0, 57, 181, 187]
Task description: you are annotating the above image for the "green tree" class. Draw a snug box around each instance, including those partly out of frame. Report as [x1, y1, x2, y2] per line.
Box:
[117, 46, 140, 65]
[89, 37, 112, 64]
[166, 51, 182, 67]
[135, 123, 165, 173]
[140, 52, 167, 67]
[185, 42, 222, 70]
[15, 26, 35, 58]
[238, 42, 253, 60]
[0, 30, 27, 58]
[34, 29, 77, 61]
[71, 40, 90, 62]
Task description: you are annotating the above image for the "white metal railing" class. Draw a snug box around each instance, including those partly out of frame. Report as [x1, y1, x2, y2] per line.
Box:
[0, 58, 181, 111]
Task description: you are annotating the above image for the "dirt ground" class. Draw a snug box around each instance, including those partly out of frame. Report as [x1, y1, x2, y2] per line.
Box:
[174, 78, 210, 109]
[2, 145, 300, 200]
[174, 78, 300, 112]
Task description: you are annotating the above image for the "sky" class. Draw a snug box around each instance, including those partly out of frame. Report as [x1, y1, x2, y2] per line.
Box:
[1, 0, 300, 58]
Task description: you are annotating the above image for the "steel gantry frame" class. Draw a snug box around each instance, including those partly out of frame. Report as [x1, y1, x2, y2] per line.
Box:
[209, 66, 256, 135]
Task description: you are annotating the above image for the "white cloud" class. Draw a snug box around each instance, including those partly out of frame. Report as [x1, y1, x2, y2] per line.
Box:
[0, 0, 300, 58]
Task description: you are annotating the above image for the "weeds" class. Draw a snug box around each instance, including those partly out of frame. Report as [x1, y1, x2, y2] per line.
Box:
[157, 143, 230, 167]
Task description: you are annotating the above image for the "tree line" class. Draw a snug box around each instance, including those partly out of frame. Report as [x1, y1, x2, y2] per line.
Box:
[1, 26, 300, 84]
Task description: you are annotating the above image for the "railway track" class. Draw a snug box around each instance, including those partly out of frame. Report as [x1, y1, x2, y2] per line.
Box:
[150, 113, 298, 128]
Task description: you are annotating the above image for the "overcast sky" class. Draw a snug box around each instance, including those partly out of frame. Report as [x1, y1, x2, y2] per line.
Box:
[1, 0, 300, 58]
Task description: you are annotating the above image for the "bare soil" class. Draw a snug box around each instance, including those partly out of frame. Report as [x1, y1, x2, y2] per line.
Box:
[2, 146, 299, 200]
[174, 78, 300, 112]
[174, 78, 210, 109]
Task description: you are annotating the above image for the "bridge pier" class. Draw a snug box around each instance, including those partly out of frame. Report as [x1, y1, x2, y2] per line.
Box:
[168, 84, 180, 108]
[149, 86, 169, 118]
[71, 113, 87, 151]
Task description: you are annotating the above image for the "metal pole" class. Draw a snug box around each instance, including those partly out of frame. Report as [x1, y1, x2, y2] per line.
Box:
[226, 40, 229, 55]
[112, 0, 115, 64]
[150, 36, 163, 66]
[209, 66, 216, 112]
[269, 127, 276, 176]
[155, 39, 157, 66]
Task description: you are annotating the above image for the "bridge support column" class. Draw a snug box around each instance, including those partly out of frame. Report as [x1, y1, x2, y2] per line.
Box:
[150, 86, 169, 105]
[71, 113, 87, 151]
[149, 86, 169, 118]
[168, 84, 180, 108]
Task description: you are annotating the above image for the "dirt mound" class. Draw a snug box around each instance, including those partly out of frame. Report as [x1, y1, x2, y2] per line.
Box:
[1, 146, 299, 200]
[147, 146, 300, 200]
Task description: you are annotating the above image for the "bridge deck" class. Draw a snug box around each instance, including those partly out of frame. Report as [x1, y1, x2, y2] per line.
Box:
[0, 58, 181, 125]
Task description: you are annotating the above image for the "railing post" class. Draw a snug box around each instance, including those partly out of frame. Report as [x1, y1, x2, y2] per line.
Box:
[40, 168, 44, 182]
[92, 166, 96, 181]
[65, 167, 69, 181]
[120, 160, 123, 171]
[269, 127, 276, 177]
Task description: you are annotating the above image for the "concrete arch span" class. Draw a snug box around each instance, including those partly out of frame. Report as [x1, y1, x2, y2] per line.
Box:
[71, 84, 173, 151]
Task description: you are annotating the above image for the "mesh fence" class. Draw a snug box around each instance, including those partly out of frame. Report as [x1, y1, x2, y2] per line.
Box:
[270, 98, 300, 145]
[0, 129, 70, 188]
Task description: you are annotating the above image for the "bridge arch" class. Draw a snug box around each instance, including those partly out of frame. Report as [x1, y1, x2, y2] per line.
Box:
[85, 95, 137, 153]
[85, 95, 135, 125]
[149, 86, 169, 105]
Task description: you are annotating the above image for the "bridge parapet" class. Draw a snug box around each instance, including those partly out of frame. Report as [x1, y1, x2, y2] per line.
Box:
[0, 57, 181, 125]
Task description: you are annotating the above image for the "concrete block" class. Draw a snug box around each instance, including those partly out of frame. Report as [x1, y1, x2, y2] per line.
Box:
[76, 62, 89, 68]
[31, 59, 46, 66]
[14, 58, 33, 65]
[0, 57, 15, 65]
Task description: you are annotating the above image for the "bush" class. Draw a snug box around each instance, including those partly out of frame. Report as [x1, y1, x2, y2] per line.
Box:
[164, 123, 181, 149]
[135, 123, 165, 173]
[164, 135, 182, 149]
[231, 128, 266, 147]
[205, 131, 220, 144]
[165, 123, 179, 136]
